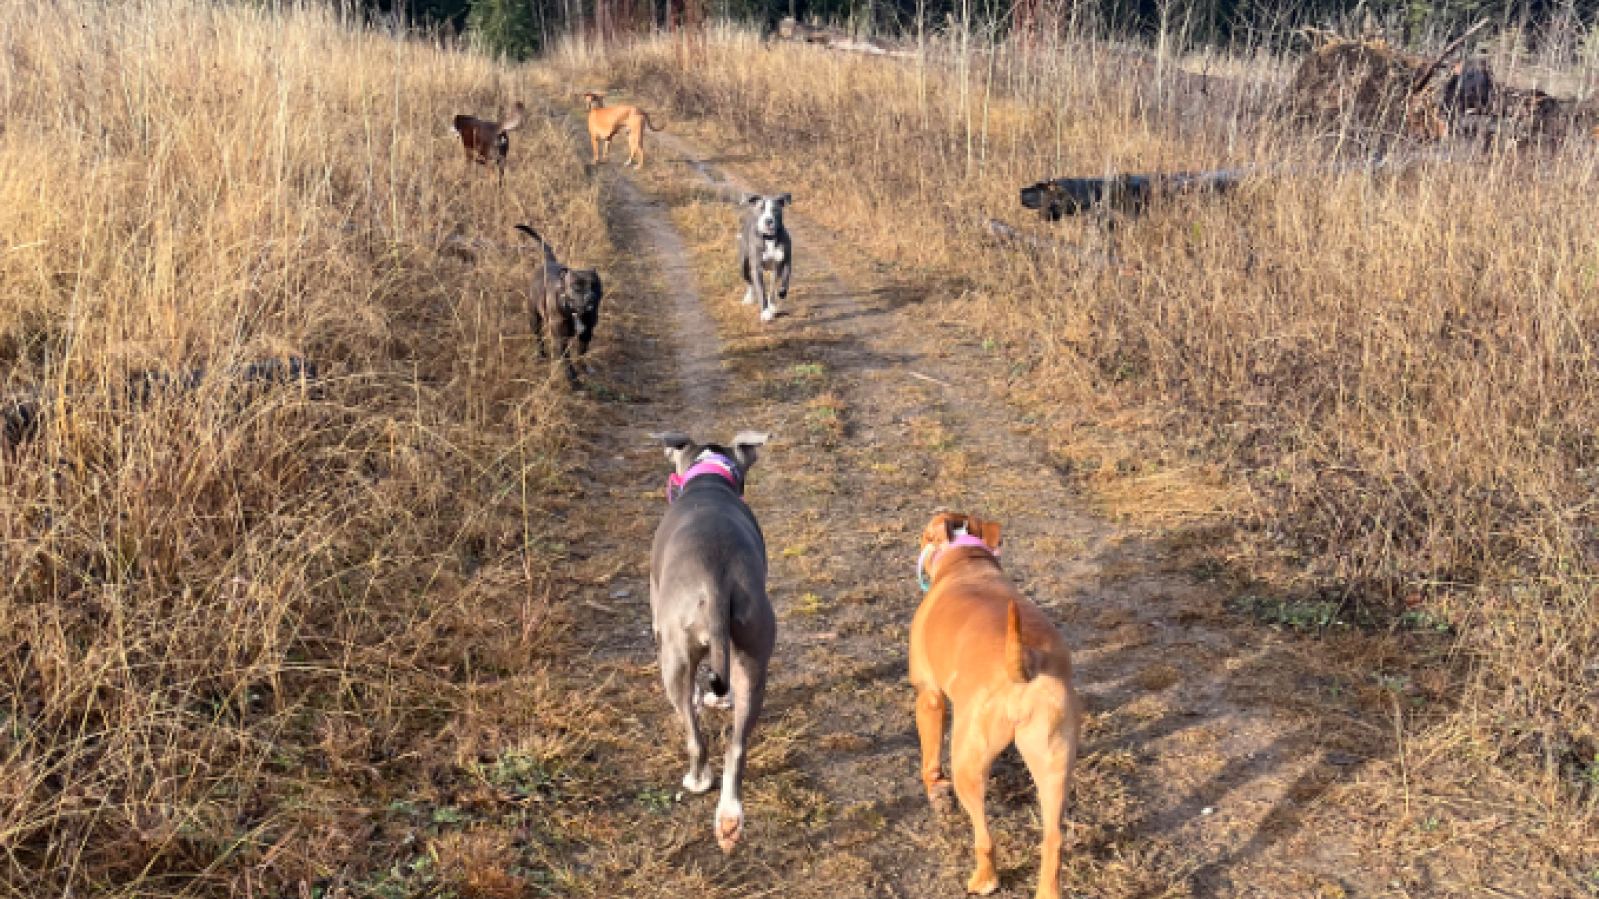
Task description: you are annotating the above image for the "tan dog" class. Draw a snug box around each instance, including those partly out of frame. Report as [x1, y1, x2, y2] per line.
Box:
[582, 91, 664, 167]
[910, 512, 1080, 899]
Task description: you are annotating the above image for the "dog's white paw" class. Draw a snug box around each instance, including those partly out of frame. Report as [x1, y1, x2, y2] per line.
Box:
[714, 797, 744, 853]
[740, 288, 756, 305]
[760, 306, 778, 323]
[701, 691, 733, 711]
[682, 768, 715, 794]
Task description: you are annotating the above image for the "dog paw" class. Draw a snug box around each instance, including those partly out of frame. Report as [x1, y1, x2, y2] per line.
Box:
[759, 307, 778, 323]
[926, 778, 954, 812]
[700, 691, 733, 711]
[682, 769, 714, 794]
[740, 291, 756, 305]
[966, 869, 1000, 896]
[714, 800, 744, 853]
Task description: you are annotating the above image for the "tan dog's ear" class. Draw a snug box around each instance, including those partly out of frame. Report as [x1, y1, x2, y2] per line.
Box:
[975, 519, 1001, 550]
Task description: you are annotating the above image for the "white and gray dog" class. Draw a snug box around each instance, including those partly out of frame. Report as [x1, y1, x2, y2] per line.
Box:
[735, 193, 793, 322]
[650, 431, 776, 853]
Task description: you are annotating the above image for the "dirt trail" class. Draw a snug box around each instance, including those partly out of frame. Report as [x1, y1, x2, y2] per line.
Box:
[542, 111, 1386, 898]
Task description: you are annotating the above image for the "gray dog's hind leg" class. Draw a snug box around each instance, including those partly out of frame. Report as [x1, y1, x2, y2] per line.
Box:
[661, 640, 715, 793]
[777, 255, 792, 302]
[714, 640, 770, 851]
[530, 310, 547, 358]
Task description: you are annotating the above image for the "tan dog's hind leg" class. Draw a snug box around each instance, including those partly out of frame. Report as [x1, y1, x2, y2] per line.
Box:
[1016, 711, 1077, 899]
[952, 717, 1006, 896]
[915, 688, 952, 807]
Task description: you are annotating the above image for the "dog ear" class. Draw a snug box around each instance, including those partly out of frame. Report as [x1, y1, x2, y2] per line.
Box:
[777, 193, 793, 206]
[743, 193, 762, 205]
[651, 431, 693, 450]
[975, 519, 1001, 550]
[729, 431, 769, 470]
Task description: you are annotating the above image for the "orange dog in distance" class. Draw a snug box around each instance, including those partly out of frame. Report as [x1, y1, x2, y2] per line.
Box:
[582, 91, 664, 167]
[910, 512, 1081, 899]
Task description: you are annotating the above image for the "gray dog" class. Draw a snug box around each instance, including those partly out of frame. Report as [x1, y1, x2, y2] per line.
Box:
[735, 193, 793, 322]
[514, 224, 603, 388]
[650, 430, 775, 852]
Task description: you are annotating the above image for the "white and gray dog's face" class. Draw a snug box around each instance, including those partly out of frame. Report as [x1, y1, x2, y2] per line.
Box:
[746, 193, 792, 238]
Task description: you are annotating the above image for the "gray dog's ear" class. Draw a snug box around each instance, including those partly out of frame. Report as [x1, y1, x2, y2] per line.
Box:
[729, 431, 770, 470]
[651, 431, 693, 452]
[777, 193, 792, 206]
[743, 193, 762, 205]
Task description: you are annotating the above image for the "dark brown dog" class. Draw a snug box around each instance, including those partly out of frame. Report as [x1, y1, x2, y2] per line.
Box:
[452, 102, 525, 176]
[910, 512, 1080, 899]
[514, 225, 602, 387]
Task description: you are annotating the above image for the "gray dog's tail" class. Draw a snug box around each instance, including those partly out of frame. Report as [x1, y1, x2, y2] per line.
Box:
[706, 589, 732, 699]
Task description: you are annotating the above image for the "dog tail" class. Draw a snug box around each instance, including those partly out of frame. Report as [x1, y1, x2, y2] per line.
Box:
[499, 101, 525, 134]
[706, 589, 732, 700]
[514, 224, 559, 264]
[1005, 599, 1032, 684]
[644, 112, 666, 132]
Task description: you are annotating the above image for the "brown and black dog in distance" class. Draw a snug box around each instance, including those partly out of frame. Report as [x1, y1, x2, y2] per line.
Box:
[910, 512, 1080, 899]
[582, 91, 664, 167]
[452, 102, 525, 176]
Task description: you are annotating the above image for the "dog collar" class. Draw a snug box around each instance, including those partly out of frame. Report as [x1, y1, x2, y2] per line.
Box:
[916, 534, 1000, 592]
[668, 453, 742, 503]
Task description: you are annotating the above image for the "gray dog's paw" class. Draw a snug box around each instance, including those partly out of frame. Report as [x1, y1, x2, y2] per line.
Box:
[701, 692, 733, 711]
[682, 768, 715, 793]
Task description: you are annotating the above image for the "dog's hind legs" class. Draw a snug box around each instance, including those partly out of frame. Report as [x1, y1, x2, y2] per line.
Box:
[530, 311, 548, 358]
[661, 644, 713, 794]
[914, 688, 953, 808]
[1016, 715, 1077, 899]
[715, 648, 769, 853]
[952, 719, 1005, 896]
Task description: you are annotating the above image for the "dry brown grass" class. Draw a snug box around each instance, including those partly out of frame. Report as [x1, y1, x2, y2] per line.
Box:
[0, 1, 619, 893]
[554, 26, 1599, 892]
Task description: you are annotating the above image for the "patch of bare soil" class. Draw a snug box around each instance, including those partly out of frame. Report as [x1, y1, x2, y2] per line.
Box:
[535, 106, 1413, 899]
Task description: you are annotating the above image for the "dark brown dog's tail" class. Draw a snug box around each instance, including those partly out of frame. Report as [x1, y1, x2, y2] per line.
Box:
[1005, 599, 1032, 684]
[514, 224, 559, 265]
[643, 112, 666, 132]
[499, 101, 525, 134]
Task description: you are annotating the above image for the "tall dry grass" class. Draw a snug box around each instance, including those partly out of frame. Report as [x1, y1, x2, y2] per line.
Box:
[0, 0, 608, 893]
[559, 27, 1599, 887]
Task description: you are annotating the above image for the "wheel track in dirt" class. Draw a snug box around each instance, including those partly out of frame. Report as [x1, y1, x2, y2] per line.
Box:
[537, 104, 1387, 898]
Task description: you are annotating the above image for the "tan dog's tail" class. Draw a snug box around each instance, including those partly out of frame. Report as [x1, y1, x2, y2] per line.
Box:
[643, 112, 666, 132]
[1005, 599, 1032, 683]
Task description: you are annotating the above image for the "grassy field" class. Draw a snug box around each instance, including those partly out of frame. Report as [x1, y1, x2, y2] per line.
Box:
[552, 25, 1599, 893]
[7, 0, 1599, 893]
[0, 0, 620, 893]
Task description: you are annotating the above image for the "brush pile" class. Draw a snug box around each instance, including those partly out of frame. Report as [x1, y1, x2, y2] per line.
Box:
[1284, 27, 1599, 143]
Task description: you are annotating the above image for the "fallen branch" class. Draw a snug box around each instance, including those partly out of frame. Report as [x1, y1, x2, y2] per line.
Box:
[1019, 152, 1449, 221]
[776, 18, 916, 57]
[1409, 18, 1490, 96]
